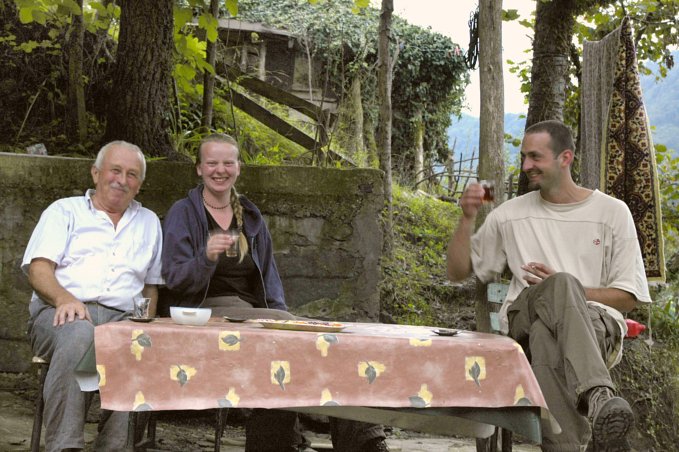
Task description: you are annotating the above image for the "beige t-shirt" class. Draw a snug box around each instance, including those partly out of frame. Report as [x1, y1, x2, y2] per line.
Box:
[470, 190, 651, 366]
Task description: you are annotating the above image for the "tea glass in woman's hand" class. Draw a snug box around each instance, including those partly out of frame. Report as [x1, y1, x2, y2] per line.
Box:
[226, 229, 240, 257]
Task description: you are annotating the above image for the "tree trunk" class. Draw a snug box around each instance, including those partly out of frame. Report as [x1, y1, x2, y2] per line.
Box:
[104, 0, 174, 157]
[377, 0, 394, 255]
[413, 110, 424, 189]
[518, 0, 577, 194]
[201, 0, 219, 130]
[66, 0, 87, 143]
[475, 0, 504, 333]
[349, 77, 364, 164]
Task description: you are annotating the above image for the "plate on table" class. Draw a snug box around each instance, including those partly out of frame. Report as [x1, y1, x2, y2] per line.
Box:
[129, 317, 155, 323]
[433, 328, 459, 336]
[256, 319, 346, 333]
[223, 316, 249, 323]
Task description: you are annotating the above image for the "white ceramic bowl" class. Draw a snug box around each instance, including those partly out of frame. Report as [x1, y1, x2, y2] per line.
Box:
[170, 307, 212, 326]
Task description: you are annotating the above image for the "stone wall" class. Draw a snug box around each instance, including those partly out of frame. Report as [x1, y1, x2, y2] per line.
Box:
[0, 153, 384, 372]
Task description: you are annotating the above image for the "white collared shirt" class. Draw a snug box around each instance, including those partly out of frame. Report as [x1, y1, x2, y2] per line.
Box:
[22, 189, 164, 314]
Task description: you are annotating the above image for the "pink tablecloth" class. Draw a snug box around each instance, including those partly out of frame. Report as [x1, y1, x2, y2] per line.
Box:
[95, 319, 547, 417]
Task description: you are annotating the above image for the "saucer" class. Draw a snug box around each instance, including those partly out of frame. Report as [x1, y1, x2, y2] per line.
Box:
[129, 317, 154, 323]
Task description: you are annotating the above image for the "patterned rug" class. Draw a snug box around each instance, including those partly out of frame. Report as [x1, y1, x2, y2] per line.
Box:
[581, 17, 665, 282]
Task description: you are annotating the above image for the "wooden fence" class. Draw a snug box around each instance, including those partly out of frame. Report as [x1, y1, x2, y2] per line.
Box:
[414, 151, 517, 201]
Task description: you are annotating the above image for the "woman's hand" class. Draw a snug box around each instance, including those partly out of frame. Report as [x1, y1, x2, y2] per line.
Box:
[520, 262, 556, 285]
[206, 231, 236, 262]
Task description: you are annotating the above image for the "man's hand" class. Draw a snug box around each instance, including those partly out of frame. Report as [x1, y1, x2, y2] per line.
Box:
[521, 262, 556, 285]
[447, 183, 486, 282]
[28, 258, 92, 326]
[458, 182, 485, 220]
[53, 298, 92, 327]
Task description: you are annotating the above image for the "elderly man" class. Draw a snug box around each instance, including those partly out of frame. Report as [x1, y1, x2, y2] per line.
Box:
[447, 120, 651, 452]
[22, 141, 163, 452]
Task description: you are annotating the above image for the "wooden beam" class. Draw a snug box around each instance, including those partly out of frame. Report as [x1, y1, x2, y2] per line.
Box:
[220, 63, 336, 128]
[227, 90, 351, 164]
[228, 90, 318, 149]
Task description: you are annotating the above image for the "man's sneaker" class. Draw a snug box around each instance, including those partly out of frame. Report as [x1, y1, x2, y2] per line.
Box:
[587, 386, 633, 451]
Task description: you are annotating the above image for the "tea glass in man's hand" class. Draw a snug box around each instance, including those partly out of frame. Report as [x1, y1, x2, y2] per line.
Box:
[133, 297, 151, 319]
[226, 229, 240, 258]
[479, 180, 495, 203]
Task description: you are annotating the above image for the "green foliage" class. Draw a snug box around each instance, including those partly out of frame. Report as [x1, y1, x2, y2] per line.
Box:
[390, 17, 469, 176]
[225, 0, 238, 17]
[656, 143, 679, 257]
[577, 1, 679, 77]
[380, 185, 460, 325]
[505, 0, 679, 128]
[611, 338, 679, 449]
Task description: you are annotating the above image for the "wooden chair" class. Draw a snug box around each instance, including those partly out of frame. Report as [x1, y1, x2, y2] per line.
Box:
[30, 356, 49, 452]
[476, 282, 513, 452]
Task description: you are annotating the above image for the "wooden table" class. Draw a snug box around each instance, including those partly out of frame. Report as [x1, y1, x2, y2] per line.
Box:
[93, 318, 554, 447]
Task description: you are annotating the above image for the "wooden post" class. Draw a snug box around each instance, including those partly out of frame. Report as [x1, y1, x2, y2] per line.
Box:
[475, 0, 504, 333]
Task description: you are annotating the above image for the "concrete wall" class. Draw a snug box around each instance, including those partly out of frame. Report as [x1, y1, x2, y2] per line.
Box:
[0, 153, 384, 372]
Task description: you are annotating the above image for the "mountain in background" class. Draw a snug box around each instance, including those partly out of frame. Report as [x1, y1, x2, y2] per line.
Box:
[448, 50, 679, 165]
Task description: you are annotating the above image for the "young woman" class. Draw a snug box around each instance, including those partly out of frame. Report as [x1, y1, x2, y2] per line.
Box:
[161, 134, 295, 319]
[161, 134, 388, 452]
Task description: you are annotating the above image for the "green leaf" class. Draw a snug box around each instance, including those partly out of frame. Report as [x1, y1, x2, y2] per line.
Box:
[321, 334, 338, 344]
[176, 63, 197, 80]
[502, 9, 520, 21]
[19, 7, 34, 24]
[274, 365, 286, 390]
[61, 0, 83, 15]
[218, 398, 233, 408]
[221, 334, 240, 346]
[364, 363, 377, 384]
[225, 0, 238, 17]
[19, 41, 39, 53]
[515, 397, 532, 406]
[469, 361, 481, 387]
[174, 7, 194, 34]
[178, 369, 189, 386]
[32, 10, 48, 25]
[135, 334, 152, 348]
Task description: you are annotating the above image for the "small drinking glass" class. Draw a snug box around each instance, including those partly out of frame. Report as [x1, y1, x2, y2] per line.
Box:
[226, 228, 240, 258]
[133, 297, 151, 319]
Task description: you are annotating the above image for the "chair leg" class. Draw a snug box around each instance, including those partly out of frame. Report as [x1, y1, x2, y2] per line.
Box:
[147, 412, 157, 448]
[214, 408, 229, 452]
[476, 427, 499, 452]
[501, 428, 513, 452]
[125, 412, 137, 450]
[30, 361, 48, 452]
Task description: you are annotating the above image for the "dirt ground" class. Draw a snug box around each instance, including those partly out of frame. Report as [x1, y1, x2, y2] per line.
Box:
[0, 371, 540, 452]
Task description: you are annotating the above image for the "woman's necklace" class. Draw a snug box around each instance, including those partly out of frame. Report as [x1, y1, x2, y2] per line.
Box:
[202, 193, 230, 210]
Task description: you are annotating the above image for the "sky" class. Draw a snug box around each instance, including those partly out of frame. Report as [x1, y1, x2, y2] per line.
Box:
[391, 0, 536, 116]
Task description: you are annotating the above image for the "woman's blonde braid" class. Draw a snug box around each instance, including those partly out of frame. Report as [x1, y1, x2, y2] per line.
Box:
[230, 187, 248, 262]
